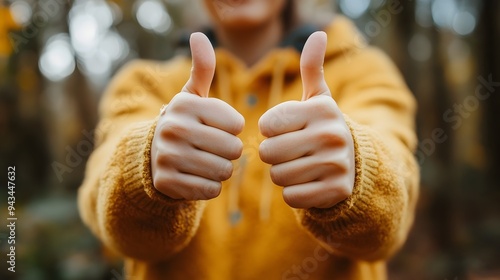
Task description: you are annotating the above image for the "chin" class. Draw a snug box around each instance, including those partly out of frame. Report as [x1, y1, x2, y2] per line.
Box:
[208, 0, 281, 30]
[218, 14, 269, 30]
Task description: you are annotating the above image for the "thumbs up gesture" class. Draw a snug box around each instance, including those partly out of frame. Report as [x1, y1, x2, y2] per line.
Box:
[151, 33, 244, 200]
[259, 32, 355, 209]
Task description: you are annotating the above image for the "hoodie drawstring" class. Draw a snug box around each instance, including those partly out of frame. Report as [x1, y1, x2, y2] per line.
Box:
[259, 56, 287, 221]
[217, 63, 244, 226]
[217, 54, 288, 225]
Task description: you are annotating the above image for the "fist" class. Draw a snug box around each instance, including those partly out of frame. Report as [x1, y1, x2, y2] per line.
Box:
[151, 33, 244, 200]
[259, 32, 355, 209]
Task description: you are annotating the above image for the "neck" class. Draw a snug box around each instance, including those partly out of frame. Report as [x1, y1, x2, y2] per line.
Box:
[215, 19, 284, 67]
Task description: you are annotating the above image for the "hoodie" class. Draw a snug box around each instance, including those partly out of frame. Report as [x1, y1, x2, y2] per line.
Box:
[78, 16, 419, 280]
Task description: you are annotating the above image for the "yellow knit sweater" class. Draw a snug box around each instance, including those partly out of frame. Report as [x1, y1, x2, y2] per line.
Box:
[78, 17, 419, 280]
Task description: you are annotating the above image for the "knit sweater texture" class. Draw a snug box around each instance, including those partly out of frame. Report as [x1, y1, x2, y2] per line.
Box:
[78, 16, 419, 280]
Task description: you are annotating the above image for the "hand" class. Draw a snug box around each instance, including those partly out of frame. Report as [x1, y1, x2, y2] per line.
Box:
[258, 32, 355, 209]
[151, 33, 244, 200]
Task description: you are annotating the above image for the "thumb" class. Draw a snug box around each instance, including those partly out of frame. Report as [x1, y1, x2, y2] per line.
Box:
[300, 31, 330, 101]
[182, 32, 216, 97]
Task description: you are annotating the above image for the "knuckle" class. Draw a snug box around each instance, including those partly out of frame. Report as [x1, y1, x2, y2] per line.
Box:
[161, 119, 190, 140]
[232, 114, 245, 134]
[258, 115, 272, 137]
[201, 182, 221, 200]
[319, 157, 348, 174]
[258, 111, 283, 137]
[214, 160, 233, 181]
[155, 153, 169, 167]
[156, 147, 180, 168]
[270, 166, 286, 186]
[190, 185, 206, 200]
[316, 127, 345, 147]
[192, 192, 206, 201]
[153, 173, 182, 199]
[324, 179, 352, 201]
[207, 160, 233, 182]
[282, 189, 302, 208]
[258, 139, 274, 163]
[227, 137, 243, 160]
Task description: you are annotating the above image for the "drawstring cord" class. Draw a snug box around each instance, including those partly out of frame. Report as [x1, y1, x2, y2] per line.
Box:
[216, 61, 243, 226]
[216, 62, 232, 105]
[228, 156, 246, 225]
[218, 53, 288, 225]
[260, 56, 287, 221]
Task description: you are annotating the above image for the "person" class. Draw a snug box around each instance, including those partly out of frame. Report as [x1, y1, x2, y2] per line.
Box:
[78, 0, 419, 279]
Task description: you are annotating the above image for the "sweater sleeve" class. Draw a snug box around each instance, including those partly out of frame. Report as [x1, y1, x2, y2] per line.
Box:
[77, 59, 205, 262]
[294, 47, 420, 261]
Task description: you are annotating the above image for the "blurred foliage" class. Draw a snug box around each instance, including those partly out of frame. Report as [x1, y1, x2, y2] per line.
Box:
[0, 0, 499, 279]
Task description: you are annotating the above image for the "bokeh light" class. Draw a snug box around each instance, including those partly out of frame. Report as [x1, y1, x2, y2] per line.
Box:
[99, 31, 129, 62]
[69, 13, 100, 55]
[78, 50, 112, 77]
[87, 0, 114, 30]
[9, 0, 32, 25]
[339, 0, 371, 19]
[135, 0, 172, 34]
[408, 33, 432, 62]
[430, 0, 478, 36]
[67, 0, 129, 82]
[39, 34, 75, 82]
[431, 0, 458, 29]
[452, 11, 476, 36]
[415, 0, 433, 28]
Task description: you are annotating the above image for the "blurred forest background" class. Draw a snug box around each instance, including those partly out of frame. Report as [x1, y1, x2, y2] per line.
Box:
[0, 0, 499, 279]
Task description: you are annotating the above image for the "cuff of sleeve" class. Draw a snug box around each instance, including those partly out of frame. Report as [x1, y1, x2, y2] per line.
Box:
[301, 115, 380, 224]
[119, 118, 195, 216]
